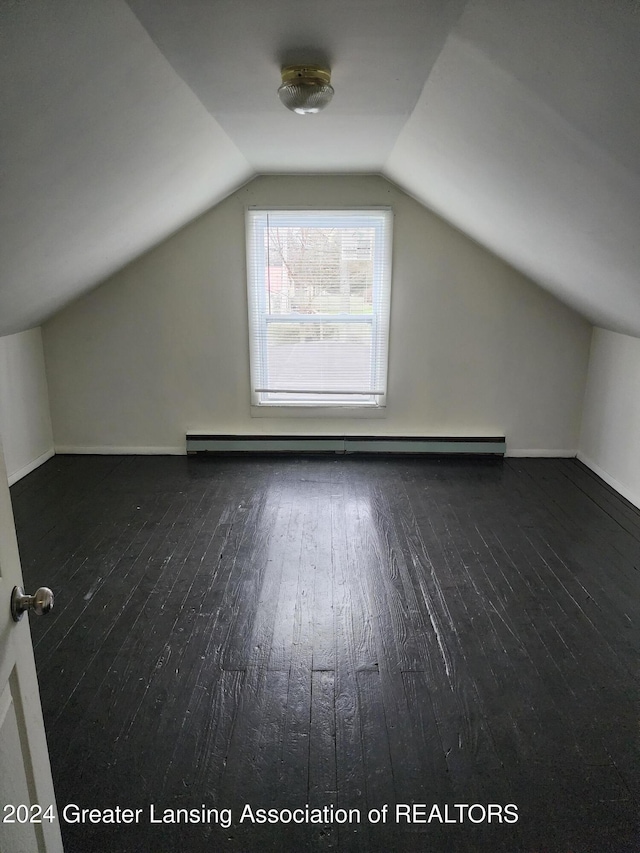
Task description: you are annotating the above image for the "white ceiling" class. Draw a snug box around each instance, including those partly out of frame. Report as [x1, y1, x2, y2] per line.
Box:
[126, 0, 467, 172]
[386, 0, 640, 336]
[2, 0, 640, 336]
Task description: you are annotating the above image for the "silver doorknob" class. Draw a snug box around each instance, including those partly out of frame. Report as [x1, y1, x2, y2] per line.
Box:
[11, 586, 54, 622]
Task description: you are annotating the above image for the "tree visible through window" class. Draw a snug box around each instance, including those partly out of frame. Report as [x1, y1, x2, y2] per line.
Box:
[246, 209, 393, 407]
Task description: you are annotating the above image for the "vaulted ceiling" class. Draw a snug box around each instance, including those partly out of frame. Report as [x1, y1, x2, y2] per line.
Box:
[2, 0, 639, 336]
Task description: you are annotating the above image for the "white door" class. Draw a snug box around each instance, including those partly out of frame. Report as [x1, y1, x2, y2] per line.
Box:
[0, 435, 64, 853]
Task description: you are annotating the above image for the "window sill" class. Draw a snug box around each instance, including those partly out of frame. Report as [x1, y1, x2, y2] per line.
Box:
[250, 405, 388, 419]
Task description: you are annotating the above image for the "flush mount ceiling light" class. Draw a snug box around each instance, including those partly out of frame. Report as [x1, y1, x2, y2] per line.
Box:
[277, 66, 334, 115]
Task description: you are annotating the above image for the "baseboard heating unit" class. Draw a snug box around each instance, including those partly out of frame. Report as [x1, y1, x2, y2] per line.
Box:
[186, 434, 506, 457]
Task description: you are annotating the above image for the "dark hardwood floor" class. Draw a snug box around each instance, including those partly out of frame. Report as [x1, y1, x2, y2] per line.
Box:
[10, 455, 640, 853]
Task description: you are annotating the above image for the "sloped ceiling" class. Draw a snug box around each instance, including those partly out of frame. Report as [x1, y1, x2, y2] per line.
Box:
[2, 0, 639, 336]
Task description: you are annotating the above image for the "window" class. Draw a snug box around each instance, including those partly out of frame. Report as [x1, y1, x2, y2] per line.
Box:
[246, 208, 393, 407]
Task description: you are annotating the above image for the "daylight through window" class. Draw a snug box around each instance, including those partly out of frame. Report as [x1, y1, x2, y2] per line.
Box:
[246, 208, 393, 407]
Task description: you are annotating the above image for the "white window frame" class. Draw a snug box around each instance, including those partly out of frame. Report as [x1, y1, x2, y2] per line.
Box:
[246, 207, 393, 411]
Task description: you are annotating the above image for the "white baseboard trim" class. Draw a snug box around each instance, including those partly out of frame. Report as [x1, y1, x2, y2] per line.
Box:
[576, 452, 640, 511]
[54, 445, 579, 460]
[55, 446, 185, 456]
[8, 447, 55, 486]
[506, 449, 577, 458]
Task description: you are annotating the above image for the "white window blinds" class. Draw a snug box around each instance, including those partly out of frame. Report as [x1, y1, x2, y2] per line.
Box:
[246, 208, 393, 407]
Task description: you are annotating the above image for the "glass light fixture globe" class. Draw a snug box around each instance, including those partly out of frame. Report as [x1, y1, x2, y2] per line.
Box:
[278, 66, 334, 115]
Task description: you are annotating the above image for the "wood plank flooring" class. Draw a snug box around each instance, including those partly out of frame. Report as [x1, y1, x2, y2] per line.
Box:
[11, 455, 640, 853]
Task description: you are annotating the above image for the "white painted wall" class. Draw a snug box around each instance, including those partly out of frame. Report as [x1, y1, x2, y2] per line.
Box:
[0, 329, 54, 484]
[42, 175, 591, 455]
[579, 327, 640, 509]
